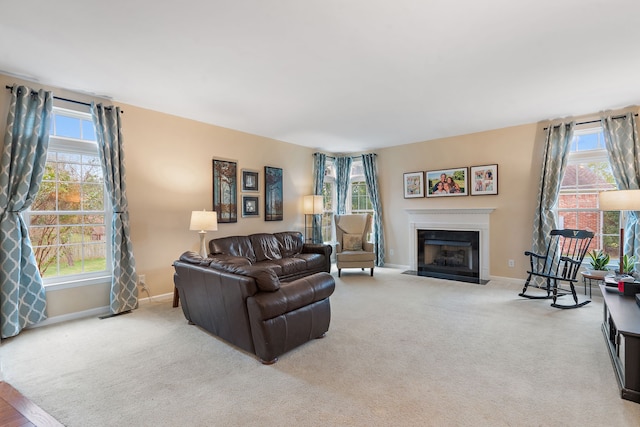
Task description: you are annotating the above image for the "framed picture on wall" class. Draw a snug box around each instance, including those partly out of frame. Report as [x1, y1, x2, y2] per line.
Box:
[426, 167, 468, 197]
[241, 169, 259, 192]
[403, 171, 425, 198]
[212, 159, 238, 223]
[242, 195, 260, 217]
[264, 166, 283, 221]
[470, 164, 498, 196]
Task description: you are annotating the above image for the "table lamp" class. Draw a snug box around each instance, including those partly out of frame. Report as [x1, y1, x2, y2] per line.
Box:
[190, 210, 218, 258]
[598, 189, 640, 274]
[303, 195, 324, 243]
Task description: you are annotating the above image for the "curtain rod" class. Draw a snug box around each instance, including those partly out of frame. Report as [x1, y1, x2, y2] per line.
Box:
[543, 113, 638, 130]
[5, 85, 123, 113]
[317, 153, 376, 160]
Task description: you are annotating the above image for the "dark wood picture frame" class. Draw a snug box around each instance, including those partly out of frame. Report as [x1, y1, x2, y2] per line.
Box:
[470, 164, 498, 196]
[403, 171, 425, 198]
[212, 159, 238, 223]
[242, 195, 260, 217]
[264, 166, 283, 221]
[241, 169, 259, 192]
[426, 167, 468, 197]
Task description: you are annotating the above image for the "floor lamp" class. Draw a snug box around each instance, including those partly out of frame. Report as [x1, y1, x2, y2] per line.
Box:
[598, 189, 640, 274]
[190, 210, 218, 258]
[303, 195, 323, 243]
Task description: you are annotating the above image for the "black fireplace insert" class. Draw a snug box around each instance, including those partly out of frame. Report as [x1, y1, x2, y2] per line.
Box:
[417, 229, 483, 284]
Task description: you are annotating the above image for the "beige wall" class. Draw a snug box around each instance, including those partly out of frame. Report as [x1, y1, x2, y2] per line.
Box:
[377, 124, 546, 278]
[0, 74, 315, 318]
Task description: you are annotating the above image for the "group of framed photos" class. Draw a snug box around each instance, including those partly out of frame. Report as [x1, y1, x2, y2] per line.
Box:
[403, 164, 498, 199]
[212, 159, 283, 223]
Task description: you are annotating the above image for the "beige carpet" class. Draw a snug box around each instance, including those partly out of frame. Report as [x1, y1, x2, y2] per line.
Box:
[1, 268, 640, 427]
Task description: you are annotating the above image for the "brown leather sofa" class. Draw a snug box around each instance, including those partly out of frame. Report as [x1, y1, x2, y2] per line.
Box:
[173, 232, 335, 363]
[208, 231, 332, 280]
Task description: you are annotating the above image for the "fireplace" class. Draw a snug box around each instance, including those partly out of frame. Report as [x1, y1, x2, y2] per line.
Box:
[405, 208, 494, 282]
[418, 229, 479, 282]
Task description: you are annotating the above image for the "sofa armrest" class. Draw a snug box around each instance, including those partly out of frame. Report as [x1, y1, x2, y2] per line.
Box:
[302, 243, 332, 272]
[302, 243, 332, 256]
[246, 272, 335, 320]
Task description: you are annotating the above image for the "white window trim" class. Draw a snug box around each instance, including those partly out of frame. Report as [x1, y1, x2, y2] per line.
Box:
[27, 106, 113, 287]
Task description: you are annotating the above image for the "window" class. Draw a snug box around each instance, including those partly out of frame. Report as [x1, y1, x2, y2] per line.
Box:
[24, 107, 111, 286]
[558, 127, 619, 260]
[349, 161, 373, 215]
[321, 162, 336, 243]
[320, 157, 374, 243]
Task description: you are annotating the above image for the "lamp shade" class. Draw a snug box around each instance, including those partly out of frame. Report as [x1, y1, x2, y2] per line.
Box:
[303, 195, 324, 215]
[189, 210, 218, 232]
[598, 190, 640, 211]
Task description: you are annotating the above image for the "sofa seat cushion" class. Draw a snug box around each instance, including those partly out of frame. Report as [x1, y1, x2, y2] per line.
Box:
[247, 272, 335, 320]
[269, 257, 308, 276]
[294, 253, 326, 271]
[336, 250, 376, 262]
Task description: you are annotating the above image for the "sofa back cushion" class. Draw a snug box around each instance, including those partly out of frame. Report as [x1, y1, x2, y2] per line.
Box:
[275, 231, 304, 257]
[209, 235, 257, 263]
[250, 233, 282, 262]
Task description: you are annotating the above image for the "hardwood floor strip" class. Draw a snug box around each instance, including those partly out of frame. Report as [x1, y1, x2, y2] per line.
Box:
[0, 382, 62, 427]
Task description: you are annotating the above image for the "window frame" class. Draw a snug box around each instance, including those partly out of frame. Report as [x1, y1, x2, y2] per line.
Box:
[24, 106, 112, 290]
[557, 125, 619, 262]
[320, 157, 374, 244]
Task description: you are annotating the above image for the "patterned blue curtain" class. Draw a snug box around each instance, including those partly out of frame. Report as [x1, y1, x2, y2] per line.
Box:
[601, 113, 640, 265]
[92, 104, 138, 314]
[0, 86, 52, 338]
[531, 122, 574, 254]
[312, 153, 326, 244]
[362, 153, 385, 266]
[335, 156, 352, 215]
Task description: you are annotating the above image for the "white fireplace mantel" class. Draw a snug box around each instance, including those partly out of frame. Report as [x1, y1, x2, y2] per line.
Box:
[406, 208, 494, 279]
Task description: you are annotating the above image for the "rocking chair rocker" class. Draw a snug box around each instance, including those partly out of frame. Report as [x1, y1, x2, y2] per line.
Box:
[519, 229, 594, 309]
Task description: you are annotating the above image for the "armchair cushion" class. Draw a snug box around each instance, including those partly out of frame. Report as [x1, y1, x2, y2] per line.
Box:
[343, 233, 363, 251]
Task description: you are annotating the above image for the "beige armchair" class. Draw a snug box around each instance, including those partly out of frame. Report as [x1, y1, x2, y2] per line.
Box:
[335, 213, 375, 277]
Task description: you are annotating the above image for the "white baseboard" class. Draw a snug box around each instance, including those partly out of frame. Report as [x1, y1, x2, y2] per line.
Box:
[29, 292, 174, 329]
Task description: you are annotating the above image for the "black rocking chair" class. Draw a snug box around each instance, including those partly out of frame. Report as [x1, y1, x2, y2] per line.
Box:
[519, 229, 594, 309]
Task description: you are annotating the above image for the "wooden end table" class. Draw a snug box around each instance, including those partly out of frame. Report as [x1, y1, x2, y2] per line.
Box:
[580, 271, 606, 298]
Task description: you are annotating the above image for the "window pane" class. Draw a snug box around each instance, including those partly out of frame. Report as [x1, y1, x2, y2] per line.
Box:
[32, 180, 57, 211]
[54, 115, 81, 138]
[577, 133, 599, 151]
[58, 183, 81, 210]
[82, 160, 102, 183]
[84, 243, 107, 272]
[37, 245, 59, 278]
[29, 225, 58, 246]
[83, 183, 104, 210]
[60, 214, 82, 225]
[82, 119, 96, 141]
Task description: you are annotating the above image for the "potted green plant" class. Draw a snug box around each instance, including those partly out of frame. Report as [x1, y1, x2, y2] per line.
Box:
[587, 249, 610, 278]
[621, 254, 636, 275]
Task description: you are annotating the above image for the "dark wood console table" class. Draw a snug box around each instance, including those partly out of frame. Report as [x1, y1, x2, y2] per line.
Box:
[600, 284, 640, 403]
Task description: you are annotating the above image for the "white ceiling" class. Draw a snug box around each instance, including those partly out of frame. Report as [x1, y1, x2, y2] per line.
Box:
[2, 1, 640, 153]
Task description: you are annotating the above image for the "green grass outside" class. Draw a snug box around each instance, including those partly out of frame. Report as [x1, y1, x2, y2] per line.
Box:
[42, 257, 107, 278]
